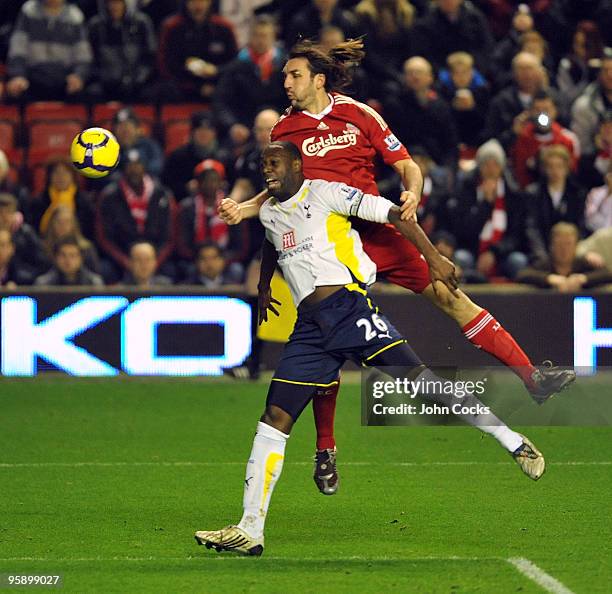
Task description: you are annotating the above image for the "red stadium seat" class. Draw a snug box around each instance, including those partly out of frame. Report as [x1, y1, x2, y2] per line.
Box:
[0, 120, 16, 151]
[4, 148, 24, 185]
[160, 103, 208, 123]
[0, 105, 21, 150]
[24, 102, 87, 125]
[29, 121, 82, 152]
[0, 104, 19, 123]
[164, 121, 191, 154]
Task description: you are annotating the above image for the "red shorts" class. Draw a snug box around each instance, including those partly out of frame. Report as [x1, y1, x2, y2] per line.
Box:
[357, 221, 431, 294]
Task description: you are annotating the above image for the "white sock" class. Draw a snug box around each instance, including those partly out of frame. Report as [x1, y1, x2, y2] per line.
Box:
[483, 425, 524, 453]
[238, 421, 288, 539]
[414, 369, 523, 452]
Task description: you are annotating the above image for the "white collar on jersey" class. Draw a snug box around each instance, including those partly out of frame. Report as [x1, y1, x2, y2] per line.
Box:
[301, 94, 334, 120]
[271, 180, 312, 209]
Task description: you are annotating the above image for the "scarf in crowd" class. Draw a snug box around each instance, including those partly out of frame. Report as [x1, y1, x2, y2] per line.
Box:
[121, 175, 154, 234]
[39, 183, 77, 234]
[247, 47, 275, 82]
[478, 179, 507, 254]
[193, 191, 229, 246]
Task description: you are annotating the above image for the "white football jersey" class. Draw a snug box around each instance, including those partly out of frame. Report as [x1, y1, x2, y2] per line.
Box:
[259, 179, 394, 306]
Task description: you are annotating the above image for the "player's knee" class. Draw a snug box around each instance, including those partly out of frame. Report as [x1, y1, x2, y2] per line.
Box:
[261, 405, 294, 434]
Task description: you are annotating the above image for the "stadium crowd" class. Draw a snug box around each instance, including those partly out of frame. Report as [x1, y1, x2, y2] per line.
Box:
[0, 0, 611, 289]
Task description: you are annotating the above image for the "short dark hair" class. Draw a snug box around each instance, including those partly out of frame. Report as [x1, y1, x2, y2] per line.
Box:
[266, 141, 302, 163]
[53, 235, 81, 256]
[196, 241, 223, 258]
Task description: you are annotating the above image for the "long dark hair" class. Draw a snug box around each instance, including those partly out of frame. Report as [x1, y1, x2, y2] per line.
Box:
[288, 38, 366, 92]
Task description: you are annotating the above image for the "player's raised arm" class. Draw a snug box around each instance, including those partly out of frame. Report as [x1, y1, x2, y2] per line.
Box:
[327, 182, 458, 294]
[219, 189, 270, 225]
[392, 158, 422, 221]
[257, 238, 281, 324]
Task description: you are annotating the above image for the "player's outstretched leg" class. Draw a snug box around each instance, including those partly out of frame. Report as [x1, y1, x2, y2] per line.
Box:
[371, 344, 546, 481]
[422, 284, 576, 403]
[195, 411, 291, 556]
[312, 381, 340, 495]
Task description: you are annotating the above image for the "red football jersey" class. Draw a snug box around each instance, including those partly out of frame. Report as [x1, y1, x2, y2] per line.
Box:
[270, 92, 410, 195]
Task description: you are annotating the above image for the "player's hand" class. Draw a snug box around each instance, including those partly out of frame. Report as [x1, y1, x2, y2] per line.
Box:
[218, 198, 243, 225]
[258, 288, 281, 325]
[399, 190, 419, 221]
[429, 254, 459, 296]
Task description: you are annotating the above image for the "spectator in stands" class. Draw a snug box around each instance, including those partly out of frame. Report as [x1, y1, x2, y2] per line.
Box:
[158, 0, 237, 101]
[0, 149, 29, 220]
[525, 145, 586, 261]
[556, 21, 604, 114]
[42, 205, 100, 274]
[6, 0, 92, 101]
[0, 192, 48, 274]
[578, 110, 612, 188]
[517, 222, 612, 290]
[571, 48, 612, 158]
[137, 0, 180, 30]
[213, 16, 286, 145]
[383, 56, 459, 171]
[482, 52, 549, 151]
[519, 30, 555, 81]
[491, 3, 535, 88]
[177, 159, 229, 263]
[284, 0, 357, 48]
[450, 139, 528, 280]
[511, 90, 580, 189]
[584, 161, 612, 232]
[0, 228, 34, 287]
[87, 0, 157, 102]
[414, 0, 494, 75]
[96, 149, 175, 281]
[30, 156, 95, 240]
[162, 111, 231, 200]
[218, 0, 275, 48]
[436, 51, 490, 150]
[34, 235, 103, 286]
[113, 108, 164, 180]
[120, 240, 173, 287]
[577, 227, 612, 271]
[353, 0, 416, 96]
[184, 241, 242, 287]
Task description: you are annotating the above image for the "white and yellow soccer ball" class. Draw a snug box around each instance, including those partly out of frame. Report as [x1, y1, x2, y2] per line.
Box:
[70, 127, 120, 179]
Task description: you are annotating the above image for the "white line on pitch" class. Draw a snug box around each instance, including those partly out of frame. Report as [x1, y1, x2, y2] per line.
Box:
[0, 461, 609, 468]
[507, 557, 575, 594]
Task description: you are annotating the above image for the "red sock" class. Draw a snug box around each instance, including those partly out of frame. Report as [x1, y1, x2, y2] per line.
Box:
[312, 380, 339, 450]
[462, 310, 536, 386]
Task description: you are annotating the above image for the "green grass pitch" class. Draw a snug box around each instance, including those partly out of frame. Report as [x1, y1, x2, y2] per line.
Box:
[0, 376, 610, 593]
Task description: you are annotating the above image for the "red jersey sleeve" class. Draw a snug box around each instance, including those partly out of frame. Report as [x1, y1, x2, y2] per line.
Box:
[352, 99, 411, 166]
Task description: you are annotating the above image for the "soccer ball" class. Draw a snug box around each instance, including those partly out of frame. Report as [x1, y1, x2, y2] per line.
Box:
[70, 127, 120, 179]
